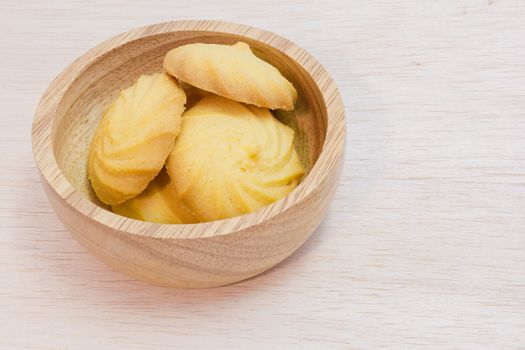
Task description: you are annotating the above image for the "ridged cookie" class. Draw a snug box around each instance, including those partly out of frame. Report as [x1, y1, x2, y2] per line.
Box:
[166, 96, 304, 222]
[112, 169, 199, 224]
[163, 42, 297, 111]
[88, 73, 186, 205]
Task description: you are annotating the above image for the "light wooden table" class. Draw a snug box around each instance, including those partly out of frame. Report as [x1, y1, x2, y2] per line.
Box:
[1, 1, 524, 349]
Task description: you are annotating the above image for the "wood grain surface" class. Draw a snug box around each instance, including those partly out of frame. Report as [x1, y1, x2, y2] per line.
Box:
[1, 0, 524, 348]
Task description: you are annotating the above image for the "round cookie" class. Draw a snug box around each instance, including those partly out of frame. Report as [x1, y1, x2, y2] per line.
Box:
[166, 96, 304, 222]
[112, 169, 199, 224]
[88, 73, 186, 205]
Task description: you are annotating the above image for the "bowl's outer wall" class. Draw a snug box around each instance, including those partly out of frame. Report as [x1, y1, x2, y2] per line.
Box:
[43, 156, 343, 287]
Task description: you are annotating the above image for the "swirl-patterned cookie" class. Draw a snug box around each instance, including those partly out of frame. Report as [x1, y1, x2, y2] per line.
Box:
[112, 169, 198, 224]
[166, 96, 304, 222]
[163, 42, 297, 111]
[88, 73, 186, 205]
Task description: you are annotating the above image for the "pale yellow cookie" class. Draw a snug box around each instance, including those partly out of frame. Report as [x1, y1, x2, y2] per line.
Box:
[166, 96, 304, 222]
[88, 73, 186, 205]
[112, 169, 199, 224]
[163, 42, 297, 111]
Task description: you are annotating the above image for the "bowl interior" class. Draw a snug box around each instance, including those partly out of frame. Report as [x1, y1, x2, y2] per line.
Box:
[52, 31, 328, 207]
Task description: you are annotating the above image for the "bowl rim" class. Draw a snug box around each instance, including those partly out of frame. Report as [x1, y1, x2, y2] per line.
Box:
[31, 20, 345, 239]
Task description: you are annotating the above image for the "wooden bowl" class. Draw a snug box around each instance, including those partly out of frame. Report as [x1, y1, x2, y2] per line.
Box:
[31, 20, 345, 288]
